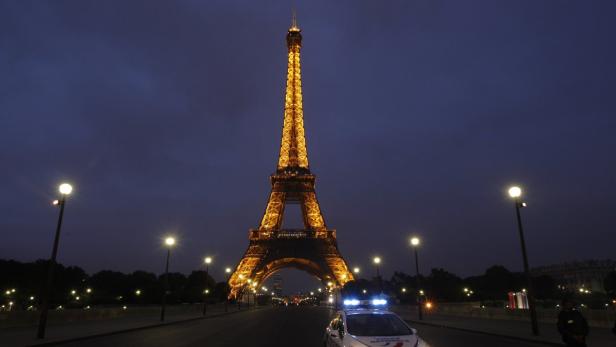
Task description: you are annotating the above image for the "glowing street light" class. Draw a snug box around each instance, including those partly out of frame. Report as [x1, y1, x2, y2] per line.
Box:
[353, 267, 360, 274]
[410, 235, 423, 320]
[164, 237, 176, 247]
[135, 289, 141, 296]
[410, 237, 420, 247]
[507, 185, 539, 336]
[38, 182, 74, 339]
[203, 256, 212, 316]
[86, 288, 92, 294]
[160, 235, 176, 322]
[508, 186, 522, 198]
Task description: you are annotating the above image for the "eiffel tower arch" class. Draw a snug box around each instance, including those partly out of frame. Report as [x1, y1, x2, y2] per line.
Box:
[228, 18, 353, 299]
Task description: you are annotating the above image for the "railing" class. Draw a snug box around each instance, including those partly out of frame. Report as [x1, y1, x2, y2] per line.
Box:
[275, 229, 312, 238]
[249, 229, 336, 239]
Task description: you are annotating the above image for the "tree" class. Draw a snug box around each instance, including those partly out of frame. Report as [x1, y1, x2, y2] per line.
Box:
[465, 265, 524, 300]
[532, 275, 557, 300]
[425, 268, 463, 301]
[213, 281, 230, 302]
[89, 270, 131, 304]
[183, 271, 215, 303]
[604, 271, 616, 296]
[160, 272, 187, 304]
[341, 279, 379, 298]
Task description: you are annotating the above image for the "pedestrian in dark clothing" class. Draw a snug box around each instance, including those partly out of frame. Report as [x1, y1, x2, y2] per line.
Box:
[557, 297, 589, 347]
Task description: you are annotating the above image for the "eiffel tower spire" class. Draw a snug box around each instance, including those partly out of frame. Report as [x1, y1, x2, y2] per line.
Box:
[277, 14, 309, 171]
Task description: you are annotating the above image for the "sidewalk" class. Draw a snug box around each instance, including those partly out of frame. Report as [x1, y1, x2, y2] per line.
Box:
[393, 306, 615, 347]
[0, 304, 258, 347]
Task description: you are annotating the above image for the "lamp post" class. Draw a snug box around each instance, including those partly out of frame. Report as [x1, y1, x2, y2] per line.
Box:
[160, 236, 176, 322]
[224, 267, 231, 312]
[373, 257, 382, 293]
[37, 183, 73, 339]
[353, 267, 360, 276]
[202, 256, 212, 316]
[410, 236, 423, 320]
[508, 186, 539, 336]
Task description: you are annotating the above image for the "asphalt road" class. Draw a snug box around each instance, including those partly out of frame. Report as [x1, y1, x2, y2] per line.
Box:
[50, 306, 555, 347]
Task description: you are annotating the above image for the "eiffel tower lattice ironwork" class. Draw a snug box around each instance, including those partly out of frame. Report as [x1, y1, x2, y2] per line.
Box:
[227, 19, 354, 299]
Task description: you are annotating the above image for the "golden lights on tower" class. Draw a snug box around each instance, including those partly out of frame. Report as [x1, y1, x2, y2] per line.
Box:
[278, 18, 308, 170]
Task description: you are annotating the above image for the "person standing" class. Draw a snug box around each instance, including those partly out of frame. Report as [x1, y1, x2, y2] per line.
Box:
[557, 297, 589, 347]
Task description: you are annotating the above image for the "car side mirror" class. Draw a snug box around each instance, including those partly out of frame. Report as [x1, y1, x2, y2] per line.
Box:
[411, 328, 417, 335]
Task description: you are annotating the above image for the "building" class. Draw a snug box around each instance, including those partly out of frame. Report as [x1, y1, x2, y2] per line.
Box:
[532, 260, 616, 293]
[271, 273, 283, 296]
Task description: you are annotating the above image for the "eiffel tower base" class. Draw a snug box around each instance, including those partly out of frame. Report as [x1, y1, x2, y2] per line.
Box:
[228, 232, 351, 299]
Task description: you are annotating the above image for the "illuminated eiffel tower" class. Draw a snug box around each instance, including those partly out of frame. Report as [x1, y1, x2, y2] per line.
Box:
[228, 17, 353, 299]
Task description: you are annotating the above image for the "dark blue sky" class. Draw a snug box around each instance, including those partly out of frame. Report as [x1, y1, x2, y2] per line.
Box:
[1, 1, 615, 290]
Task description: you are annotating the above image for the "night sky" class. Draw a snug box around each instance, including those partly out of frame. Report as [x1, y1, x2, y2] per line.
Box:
[2, 1, 615, 291]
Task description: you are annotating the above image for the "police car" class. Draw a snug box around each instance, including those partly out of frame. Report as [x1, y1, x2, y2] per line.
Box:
[323, 299, 431, 347]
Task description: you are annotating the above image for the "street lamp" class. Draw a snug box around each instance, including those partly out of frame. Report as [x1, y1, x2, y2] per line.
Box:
[224, 267, 232, 312]
[353, 267, 360, 275]
[37, 182, 73, 339]
[410, 236, 423, 320]
[202, 256, 212, 316]
[373, 257, 382, 293]
[508, 186, 539, 336]
[160, 236, 176, 322]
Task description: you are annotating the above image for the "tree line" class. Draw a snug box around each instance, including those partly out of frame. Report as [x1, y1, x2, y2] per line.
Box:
[344, 265, 616, 309]
[0, 259, 224, 310]
[2, 259, 615, 310]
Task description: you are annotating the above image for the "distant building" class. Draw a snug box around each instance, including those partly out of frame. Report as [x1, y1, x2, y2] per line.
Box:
[272, 274, 283, 296]
[532, 260, 616, 293]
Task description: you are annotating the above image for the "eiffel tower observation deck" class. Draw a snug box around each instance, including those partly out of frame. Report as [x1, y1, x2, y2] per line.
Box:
[227, 16, 353, 299]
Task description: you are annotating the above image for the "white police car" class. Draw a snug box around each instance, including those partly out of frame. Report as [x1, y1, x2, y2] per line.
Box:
[323, 299, 431, 347]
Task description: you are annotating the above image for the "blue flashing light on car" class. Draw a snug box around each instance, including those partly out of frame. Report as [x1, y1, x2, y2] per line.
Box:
[343, 299, 360, 306]
[342, 298, 388, 307]
[372, 298, 387, 306]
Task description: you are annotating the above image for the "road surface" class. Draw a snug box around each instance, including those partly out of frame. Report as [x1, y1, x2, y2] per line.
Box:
[50, 306, 556, 347]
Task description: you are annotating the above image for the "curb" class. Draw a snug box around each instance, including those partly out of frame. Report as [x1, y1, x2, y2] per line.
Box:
[26, 307, 262, 347]
[405, 319, 562, 346]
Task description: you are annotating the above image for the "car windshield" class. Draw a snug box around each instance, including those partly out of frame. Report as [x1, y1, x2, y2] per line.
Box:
[346, 313, 413, 337]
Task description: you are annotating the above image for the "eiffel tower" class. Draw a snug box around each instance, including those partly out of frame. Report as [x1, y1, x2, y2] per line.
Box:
[228, 17, 354, 299]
